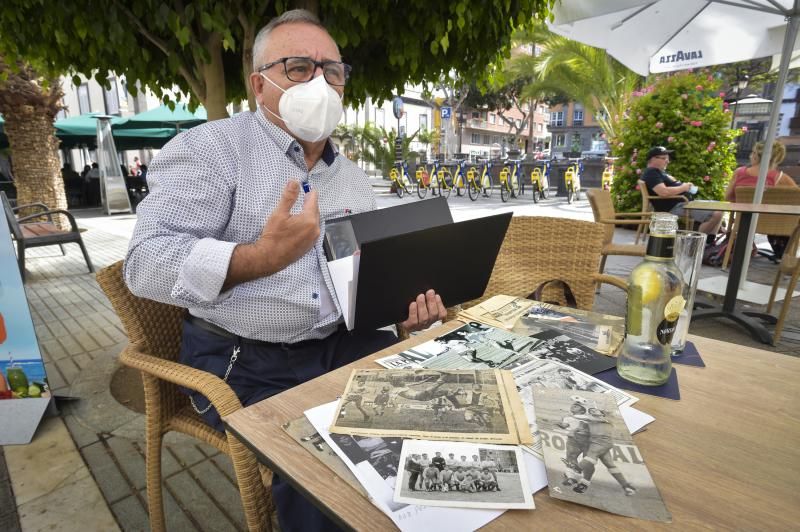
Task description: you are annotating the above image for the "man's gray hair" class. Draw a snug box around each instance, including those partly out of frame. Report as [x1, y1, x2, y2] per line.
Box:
[252, 9, 327, 71]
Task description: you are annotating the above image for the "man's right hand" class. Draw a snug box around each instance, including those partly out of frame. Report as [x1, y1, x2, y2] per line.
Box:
[255, 180, 320, 274]
[223, 180, 319, 290]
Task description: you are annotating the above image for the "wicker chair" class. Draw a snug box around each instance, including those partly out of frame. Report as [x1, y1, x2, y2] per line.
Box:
[461, 216, 627, 311]
[767, 224, 800, 344]
[95, 261, 272, 532]
[721, 186, 800, 269]
[586, 189, 648, 274]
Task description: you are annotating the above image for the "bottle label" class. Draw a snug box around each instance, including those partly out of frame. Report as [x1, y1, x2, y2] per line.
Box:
[646, 235, 675, 258]
[657, 295, 686, 344]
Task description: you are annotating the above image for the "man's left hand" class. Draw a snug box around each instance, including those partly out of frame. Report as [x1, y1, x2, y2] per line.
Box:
[399, 289, 447, 333]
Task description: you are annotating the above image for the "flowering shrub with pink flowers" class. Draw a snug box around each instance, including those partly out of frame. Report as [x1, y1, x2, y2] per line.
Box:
[609, 72, 739, 213]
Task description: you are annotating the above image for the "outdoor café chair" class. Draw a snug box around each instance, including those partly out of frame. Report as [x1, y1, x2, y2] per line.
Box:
[96, 261, 273, 532]
[458, 216, 627, 313]
[638, 180, 691, 231]
[587, 189, 648, 274]
[767, 223, 800, 344]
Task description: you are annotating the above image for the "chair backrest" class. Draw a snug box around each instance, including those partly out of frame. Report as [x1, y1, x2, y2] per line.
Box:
[586, 189, 616, 244]
[467, 216, 605, 311]
[638, 180, 654, 212]
[0, 191, 22, 240]
[95, 260, 184, 360]
[734, 186, 800, 236]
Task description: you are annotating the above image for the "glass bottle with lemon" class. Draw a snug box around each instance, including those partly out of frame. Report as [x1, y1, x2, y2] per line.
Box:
[617, 213, 685, 386]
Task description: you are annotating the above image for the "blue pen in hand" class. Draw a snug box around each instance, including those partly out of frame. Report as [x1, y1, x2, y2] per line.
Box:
[301, 180, 312, 193]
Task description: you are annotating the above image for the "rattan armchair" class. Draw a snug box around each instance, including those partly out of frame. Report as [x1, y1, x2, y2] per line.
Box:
[587, 189, 648, 274]
[767, 224, 800, 344]
[638, 180, 691, 230]
[95, 261, 272, 532]
[461, 216, 627, 311]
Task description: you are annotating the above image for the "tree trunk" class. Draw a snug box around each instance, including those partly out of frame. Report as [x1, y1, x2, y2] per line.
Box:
[292, 0, 319, 15]
[202, 33, 230, 121]
[241, 18, 257, 112]
[4, 110, 68, 229]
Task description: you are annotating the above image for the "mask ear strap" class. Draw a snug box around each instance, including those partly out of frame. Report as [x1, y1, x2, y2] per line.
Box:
[258, 73, 286, 123]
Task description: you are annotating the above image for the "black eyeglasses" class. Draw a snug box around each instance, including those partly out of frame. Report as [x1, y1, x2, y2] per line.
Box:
[257, 56, 351, 86]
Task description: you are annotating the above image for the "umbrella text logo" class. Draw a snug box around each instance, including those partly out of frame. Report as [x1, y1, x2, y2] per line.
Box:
[658, 49, 704, 65]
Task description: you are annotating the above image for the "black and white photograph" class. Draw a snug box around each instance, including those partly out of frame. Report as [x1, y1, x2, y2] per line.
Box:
[512, 359, 638, 458]
[457, 295, 536, 329]
[282, 416, 367, 496]
[329, 369, 533, 445]
[394, 440, 534, 509]
[323, 218, 359, 260]
[527, 329, 617, 375]
[533, 388, 671, 522]
[376, 322, 538, 371]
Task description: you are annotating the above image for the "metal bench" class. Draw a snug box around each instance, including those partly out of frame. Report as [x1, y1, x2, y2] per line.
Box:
[1, 191, 94, 282]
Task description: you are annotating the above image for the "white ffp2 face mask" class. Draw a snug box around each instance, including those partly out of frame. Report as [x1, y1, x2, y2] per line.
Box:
[260, 73, 343, 143]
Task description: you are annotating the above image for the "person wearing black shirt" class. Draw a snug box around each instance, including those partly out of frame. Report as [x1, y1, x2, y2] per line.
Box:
[642, 146, 722, 235]
[432, 451, 446, 471]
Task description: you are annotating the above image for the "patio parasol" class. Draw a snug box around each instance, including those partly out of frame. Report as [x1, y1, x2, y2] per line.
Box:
[114, 103, 207, 132]
[550, 0, 800, 286]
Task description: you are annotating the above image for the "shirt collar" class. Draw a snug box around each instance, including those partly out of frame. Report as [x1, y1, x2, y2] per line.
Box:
[254, 110, 338, 167]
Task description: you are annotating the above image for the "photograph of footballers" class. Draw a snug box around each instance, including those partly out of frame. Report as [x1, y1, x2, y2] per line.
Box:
[329, 369, 533, 445]
[526, 330, 616, 375]
[376, 322, 537, 371]
[394, 440, 533, 510]
[533, 388, 671, 522]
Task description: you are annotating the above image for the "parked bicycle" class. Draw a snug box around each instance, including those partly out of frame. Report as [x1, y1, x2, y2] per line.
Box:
[438, 160, 469, 199]
[498, 159, 522, 202]
[530, 160, 551, 203]
[414, 162, 437, 199]
[564, 158, 583, 204]
[389, 161, 412, 198]
[601, 158, 617, 191]
[466, 160, 494, 201]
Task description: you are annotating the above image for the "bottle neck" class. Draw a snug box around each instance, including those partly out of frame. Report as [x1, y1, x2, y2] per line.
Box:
[645, 234, 676, 259]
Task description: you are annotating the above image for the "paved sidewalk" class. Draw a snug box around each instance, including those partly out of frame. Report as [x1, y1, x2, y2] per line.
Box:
[3, 191, 799, 531]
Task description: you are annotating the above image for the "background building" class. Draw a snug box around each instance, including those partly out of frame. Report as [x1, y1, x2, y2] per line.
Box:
[548, 102, 606, 159]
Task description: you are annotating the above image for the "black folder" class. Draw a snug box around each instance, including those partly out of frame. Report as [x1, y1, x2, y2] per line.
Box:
[352, 212, 512, 330]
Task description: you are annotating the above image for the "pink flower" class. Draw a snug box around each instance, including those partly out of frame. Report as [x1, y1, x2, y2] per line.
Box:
[703, 175, 711, 182]
[723, 102, 729, 109]
[634, 184, 641, 191]
[719, 92, 726, 98]
[707, 75, 714, 82]
[709, 141, 716, 147]
[741, 126, 748, 132]
[667, 136, 675, 142]
[724, 108, 730, 113]
[636, 169, 642, 175]
[690, 120, 703, 127]
[695, 85, 703, 91]
[681, 93, 689, 99]
[655, 122, 663, 129]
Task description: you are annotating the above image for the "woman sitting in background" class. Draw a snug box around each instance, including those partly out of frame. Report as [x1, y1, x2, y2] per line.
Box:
[725, 140, 798, 259]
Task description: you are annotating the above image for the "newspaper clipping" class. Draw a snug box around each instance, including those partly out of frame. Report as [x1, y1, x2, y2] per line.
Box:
[376, 322, 539, 371]
[394, 439, 534, 510]
[533, 388, 671, 522]
[525, 329, 616, 375]
[458, 295, 536, 329]
[512, 359, 638, 458]
[329, 369, 533, 445]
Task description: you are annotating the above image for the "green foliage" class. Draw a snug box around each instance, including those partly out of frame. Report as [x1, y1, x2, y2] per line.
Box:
[0, 0, 556, 118]
[610, 72, 740, 213]
[334, 123, 419, 175]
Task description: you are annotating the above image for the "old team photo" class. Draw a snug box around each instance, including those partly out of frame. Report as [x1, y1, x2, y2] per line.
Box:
[394, 440, 533, 510]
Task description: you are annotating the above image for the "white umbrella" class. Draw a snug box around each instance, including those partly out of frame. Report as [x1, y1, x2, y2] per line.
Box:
[551, 0, 799, 289]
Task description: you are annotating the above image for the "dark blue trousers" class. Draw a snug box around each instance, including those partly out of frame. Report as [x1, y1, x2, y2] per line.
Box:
[179, 319, 397, 532]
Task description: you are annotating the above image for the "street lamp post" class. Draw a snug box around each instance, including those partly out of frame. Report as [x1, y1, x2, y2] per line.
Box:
[457, 108, 464, 155]
[730, 71, 750, 130]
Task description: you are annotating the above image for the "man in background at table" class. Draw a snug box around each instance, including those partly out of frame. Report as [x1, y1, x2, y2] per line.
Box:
[642, 146, 722, 237]
[124, 9, 446, 531]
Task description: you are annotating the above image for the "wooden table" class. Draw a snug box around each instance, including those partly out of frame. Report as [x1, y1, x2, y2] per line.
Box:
[685, 200, 800, 343]
[224, 323, 800, 530]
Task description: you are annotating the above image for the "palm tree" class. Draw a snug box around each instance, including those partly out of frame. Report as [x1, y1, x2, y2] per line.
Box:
[359, 123, 418, 178]
[0, 57, 68, 227]
[511, 24, 642, 140]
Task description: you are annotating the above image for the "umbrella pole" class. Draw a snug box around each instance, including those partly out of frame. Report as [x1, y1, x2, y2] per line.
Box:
[738, 12, 800, 290]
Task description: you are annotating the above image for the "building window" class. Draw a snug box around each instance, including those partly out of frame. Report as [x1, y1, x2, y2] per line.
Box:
[555, 134, 566, 147]
[472, 111, 480, 119]
[104, 77, 121, 115]
[550, 111, 564, 127]
[515, 119, 522, 128]
[419, 114, 428, 131]
[489, 113, 496, 124]
[573, 109, 584, 126]
[471, 133, 481, 144]
[483, 134, 491, 145]
[77, 84, 91, 114]
[537, 123, 543, 132]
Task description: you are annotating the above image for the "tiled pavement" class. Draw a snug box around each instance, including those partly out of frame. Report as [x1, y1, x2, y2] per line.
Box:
[3, 192, 800, 531]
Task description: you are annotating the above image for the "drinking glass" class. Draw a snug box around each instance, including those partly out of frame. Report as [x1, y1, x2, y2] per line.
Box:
[671, 230, 705, 355]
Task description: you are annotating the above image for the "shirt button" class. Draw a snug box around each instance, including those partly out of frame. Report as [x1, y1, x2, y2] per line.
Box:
[312, 292, 319, 299]
[294, 146, 300, 152]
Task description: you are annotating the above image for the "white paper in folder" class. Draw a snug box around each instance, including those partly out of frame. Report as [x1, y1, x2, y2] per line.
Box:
[327, 254, 360, 330]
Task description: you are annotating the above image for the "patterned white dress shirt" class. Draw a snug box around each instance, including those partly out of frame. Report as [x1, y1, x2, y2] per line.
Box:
[124, 111, 376, 343]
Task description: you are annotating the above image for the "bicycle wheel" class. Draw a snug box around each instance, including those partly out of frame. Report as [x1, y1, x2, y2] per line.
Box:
[532, 183, 539, 203]
[510, 172, 520, 199]
[454, 173, 465, 197]
[482, 174, 493, 198]
[390, 169, 403, 198]
[575, 188, 581, 201]
[500, 181, 510, 203]
[416, 180, 428, 199]
[466, 168, 479, 201]
[439, 169, 452, 199]
[567, 187, 573, 204]
[541, 187, 549, 200]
